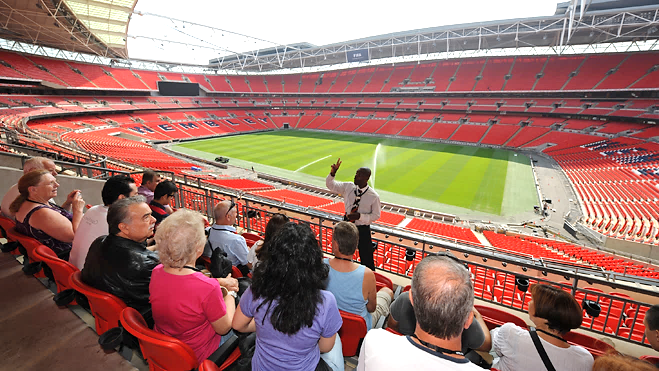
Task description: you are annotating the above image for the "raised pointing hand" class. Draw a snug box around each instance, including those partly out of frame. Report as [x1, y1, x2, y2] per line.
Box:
[330, 158, 342, 176]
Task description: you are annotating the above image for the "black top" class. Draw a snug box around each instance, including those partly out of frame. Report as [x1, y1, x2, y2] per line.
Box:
[81, 234, 160, 312]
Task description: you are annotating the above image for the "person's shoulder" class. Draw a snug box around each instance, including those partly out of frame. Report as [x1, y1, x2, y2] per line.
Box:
[568, 343, 595, 359]
[497, 322, 527, 337]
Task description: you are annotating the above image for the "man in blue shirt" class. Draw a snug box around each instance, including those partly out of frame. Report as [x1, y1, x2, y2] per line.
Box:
[204, 199, 251, 275]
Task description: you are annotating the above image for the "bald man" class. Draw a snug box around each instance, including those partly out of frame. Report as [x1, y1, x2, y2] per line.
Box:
[1, 157, 79, 219]
[203, 199, 251, 275]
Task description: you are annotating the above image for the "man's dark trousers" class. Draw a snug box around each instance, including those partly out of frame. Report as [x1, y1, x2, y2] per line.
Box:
[357, 225, 375, 271]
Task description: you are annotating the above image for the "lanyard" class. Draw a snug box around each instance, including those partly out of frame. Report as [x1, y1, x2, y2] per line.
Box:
[410, 334, 464, 356]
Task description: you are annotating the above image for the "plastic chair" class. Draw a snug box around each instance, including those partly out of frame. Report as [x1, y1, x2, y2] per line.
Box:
[0, 215, 20, 254]
[474, 304, 528, 330]
[338, 310, 368, 357]
[33, 245, 78, 300]
[640, 355, 659, 365]
[374, 271, 393, 291]
[68, 271, 127, 335]
[241, 232, 262, 246]
[563, 331, 615, 358]
[12, 233, 47, 277]
[120, 307, 198, 371]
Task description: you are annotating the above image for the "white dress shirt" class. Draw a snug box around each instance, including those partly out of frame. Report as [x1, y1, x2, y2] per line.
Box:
[70, 205, 109, 270]
[326, 174, 381, 226]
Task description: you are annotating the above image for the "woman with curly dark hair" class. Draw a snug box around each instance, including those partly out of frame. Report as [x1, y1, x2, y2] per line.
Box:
[232, 222, 342, 371]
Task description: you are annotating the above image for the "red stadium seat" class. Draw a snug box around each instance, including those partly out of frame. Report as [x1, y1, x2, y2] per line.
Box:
[640, 355, 659, 365]
[338, 310, 368, 357]
[563, 331, 615, 358]
[120, 307, 198, 371]
[68, 271, 127, 335]
[474, 304, 528, 330]
[374, 271, 393, 291]
[32, 245, 78, 294]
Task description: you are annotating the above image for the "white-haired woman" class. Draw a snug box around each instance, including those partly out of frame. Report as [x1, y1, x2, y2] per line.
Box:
[149, 209, 236, 364]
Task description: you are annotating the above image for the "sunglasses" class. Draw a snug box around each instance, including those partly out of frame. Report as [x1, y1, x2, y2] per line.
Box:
[226, 200, 236, 217]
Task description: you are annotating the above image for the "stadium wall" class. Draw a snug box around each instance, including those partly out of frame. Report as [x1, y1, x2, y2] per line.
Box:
[605, 237, 659, 262]
[0, 164, 105, 207]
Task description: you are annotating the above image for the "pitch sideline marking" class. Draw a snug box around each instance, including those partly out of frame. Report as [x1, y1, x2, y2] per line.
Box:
[295, 155, 332, 172]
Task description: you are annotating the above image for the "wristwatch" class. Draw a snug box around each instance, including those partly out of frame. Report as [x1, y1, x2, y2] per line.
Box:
[228, 290, 238, 298]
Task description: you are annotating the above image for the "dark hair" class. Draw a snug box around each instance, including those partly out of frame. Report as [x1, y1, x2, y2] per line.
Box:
[646, 304, 659, 331]
[142, 170, 159, 184]
[153, 180, 177, 200]
[9, 169, 50, 213]
[531, 284, 583, 334]
[101, 175, 135, 206]
[411, 255, 473, 339]
[251, 222, 329, 334]
[333, 221, 358, 255]
[255, 214, 289, 261]
[107, 195, 146, 235]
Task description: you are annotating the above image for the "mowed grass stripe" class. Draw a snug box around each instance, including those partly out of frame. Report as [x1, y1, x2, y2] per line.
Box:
[469, 150, 509, 214]
[178, 131, 535, 215]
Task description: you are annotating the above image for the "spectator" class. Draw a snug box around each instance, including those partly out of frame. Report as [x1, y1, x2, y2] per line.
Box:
[150, 209, 236, 364]
[2, 156, 79, 219]
[387, 254, 491, 361]
[81, 195, 159, 315]
[137, 170, 161, 204]
[10, 169, 85, 260]
[645, 304, 659, 352]
[204, 200, 250, 275]
[149, 180, 178, 226]
[246, 213, 289, 268]
[232, 222, 342, 371]
[69, 175, 138, 270]
[491, 284, 593, 371]
[324, 221, 393, 331]
[326, 158, 380, 271]
[357, 255, 483, 370]
[592, 353, 656, 371]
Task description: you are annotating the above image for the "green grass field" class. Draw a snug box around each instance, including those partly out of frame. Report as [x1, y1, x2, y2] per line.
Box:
[174, 131, 538, 216]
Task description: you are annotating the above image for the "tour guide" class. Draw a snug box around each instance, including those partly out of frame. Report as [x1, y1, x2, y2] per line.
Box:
[326, 158, 381, 271]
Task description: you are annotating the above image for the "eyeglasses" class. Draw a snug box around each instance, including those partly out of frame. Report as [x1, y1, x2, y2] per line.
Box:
[226, 200, 235, 217]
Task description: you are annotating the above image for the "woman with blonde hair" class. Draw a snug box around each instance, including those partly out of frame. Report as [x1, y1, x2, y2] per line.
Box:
[149, 209, 236, 365]
[592, 353, 656, 371]
[11, 169, 84, 259]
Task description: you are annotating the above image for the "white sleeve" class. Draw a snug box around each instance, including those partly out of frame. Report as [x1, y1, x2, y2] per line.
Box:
[492, 322, 518, 358]
[326, 174, 350, 195]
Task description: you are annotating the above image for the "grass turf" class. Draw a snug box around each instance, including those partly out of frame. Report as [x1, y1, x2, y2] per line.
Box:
[176, 130, 538, 216]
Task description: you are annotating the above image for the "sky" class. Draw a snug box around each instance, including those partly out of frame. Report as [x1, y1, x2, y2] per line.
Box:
[128, 0, 562, 65]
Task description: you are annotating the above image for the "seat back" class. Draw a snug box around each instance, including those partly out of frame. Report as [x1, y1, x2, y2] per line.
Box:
[33, 245, 78, 293]
[640, 355, 659, 365]
[241, 232, 261, 246]
[338, 309, 368, 357]
[0, 216, 20, 254]
[68, 271, 127, 335]
[474, 304, 528, 330]
[374, 272, 393, 291]
[120, 307, 198, 371]
[199, 360, 220, 371]
[563, 331, 615, 358]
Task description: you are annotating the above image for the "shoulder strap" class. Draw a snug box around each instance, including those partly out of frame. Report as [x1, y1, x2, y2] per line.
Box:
[528, 327, 556, 371]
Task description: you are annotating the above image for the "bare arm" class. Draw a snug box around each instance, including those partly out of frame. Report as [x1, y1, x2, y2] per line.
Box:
[232, 303, 256, 333]
[30, 208, 78, 243]
[211, 293, 236, 335]
[318, 333, 337, 353]
[363, 269, 377, 313]
[472, 308, 492, 351]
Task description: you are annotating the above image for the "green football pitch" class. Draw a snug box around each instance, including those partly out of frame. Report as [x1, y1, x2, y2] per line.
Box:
[173, 131, 538, 216]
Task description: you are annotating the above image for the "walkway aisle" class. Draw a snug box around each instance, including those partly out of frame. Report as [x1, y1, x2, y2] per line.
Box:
[0, 252, 137, 370]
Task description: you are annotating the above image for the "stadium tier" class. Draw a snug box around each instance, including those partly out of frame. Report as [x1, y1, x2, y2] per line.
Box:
[1, 49, 659, 92]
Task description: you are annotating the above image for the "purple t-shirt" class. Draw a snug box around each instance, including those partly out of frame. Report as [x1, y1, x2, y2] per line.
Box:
[240, 287, 342, 371]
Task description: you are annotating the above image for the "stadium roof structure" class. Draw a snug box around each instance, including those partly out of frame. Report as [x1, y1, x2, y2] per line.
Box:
[0, 0, 135, 59]
[211, 0, 659, 72]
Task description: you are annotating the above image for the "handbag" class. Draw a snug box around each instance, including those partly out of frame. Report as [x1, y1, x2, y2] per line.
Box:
[528, 327, 557, 371]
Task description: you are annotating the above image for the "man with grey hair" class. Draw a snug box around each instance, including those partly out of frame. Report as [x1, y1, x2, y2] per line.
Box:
[1, 156, 79, 219]
[357, 255, 483, 370]
[81, 195, 159, 315]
